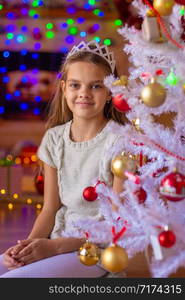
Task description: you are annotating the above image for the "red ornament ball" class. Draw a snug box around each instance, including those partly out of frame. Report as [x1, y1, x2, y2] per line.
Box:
[35, 174, 44, 195]
[83, 186, 98, 201]
[158, 230, 176, 248]
[175, 0, 185, 5]
[159, 171, 185, 202]
[112, 94, 131, 112]
[134, 187, 147, 204]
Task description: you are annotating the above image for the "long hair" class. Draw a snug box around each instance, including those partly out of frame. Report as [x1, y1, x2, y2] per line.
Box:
[46, 50, 128, 129]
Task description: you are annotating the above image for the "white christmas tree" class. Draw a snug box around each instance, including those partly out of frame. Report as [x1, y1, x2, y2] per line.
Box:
[63, 0, 185, 278]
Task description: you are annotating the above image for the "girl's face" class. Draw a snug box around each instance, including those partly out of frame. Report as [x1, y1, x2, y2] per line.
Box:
[61, 61, 111, 121]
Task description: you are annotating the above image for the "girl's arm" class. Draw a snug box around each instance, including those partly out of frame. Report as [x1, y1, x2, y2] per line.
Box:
[27, 162, 62, 239]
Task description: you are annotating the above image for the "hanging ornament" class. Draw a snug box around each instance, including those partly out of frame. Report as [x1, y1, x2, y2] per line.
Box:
[158, 230, 176, 248]
[83, 186, 97, 201]
[112, 94, 131, 113]
[111, 152, 137, 179]
[141, 77, 166, 107]
[134, 187, 147, 204]
[153, 0, 175, 16]
[101, 225, 128, 273]
[159, 171, 185, 201]
[112, 75, 128, 87]
[101, 244, 129, 273]
[34, 173, 44, 195]
[78, 242, 100, 266]
[82, 180, 105, 201]
[165, 70, 179, 86]
[142, 12, 170, 42]
[175, 0, 185, 4]
[78, 241, 101, 266]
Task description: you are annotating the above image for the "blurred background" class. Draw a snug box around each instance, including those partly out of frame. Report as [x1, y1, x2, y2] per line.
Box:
[1, 0, 184, 277]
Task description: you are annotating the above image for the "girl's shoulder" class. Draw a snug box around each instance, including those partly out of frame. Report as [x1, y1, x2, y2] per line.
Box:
[46, 122, 70, 141]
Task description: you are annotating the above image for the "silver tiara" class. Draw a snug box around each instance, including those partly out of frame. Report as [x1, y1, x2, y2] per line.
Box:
[66, 40, 116, 73]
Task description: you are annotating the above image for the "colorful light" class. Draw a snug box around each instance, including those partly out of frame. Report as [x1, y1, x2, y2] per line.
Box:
[33, 108, 40, 115]
[104, 38, 111, 46]
[13, 193, 19, 199]
[60, 47, 69, 53]
[93, 36, 101, 42]
[88, 0, 96, 5]
[16, 34, 27, 43]
[19, 64, 27, 71]
[3, 51, 10, 58]
[68, 26, 78, 35]
[0, 189, 6, 194]
[165, 70, 179, 86]
[0, 106, 5, 114]
[46, 23, 54, 30]
[20, 103, 28, 110]
[0, 4, 3, 10]
[46, 31, 55, 39]
[36, 203, 42, 209]
[6, 94, 12, 101]
[34, 42, 41, 50]
[65, 35, 74, 44]
[67, 19, 74, 25]
[5, 24, 16, 32]
[27, 198, 33, 204]
[114, 19, 123, 26]
[80, 31, 87, 37]
[8, 203, 13, 210]
[77, 17, 85, 24]
[21, 49, 28, 55]
[3, 76, 9, 83]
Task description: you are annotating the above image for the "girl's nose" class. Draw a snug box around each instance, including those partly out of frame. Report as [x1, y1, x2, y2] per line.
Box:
[79, 87, 90, 98]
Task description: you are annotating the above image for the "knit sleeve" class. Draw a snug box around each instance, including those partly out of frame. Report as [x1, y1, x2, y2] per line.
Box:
[37, 129, 57, 168]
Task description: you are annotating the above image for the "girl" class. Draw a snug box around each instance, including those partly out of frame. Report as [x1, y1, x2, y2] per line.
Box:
[0, 41, 126, 278]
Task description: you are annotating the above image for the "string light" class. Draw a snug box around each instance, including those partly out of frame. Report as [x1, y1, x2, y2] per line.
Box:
[8, 203, 13, 210]
[13, 193, 19, 199]
[0, 189, 6, 195]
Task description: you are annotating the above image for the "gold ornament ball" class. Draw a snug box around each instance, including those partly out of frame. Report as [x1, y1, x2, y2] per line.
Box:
[153, 0, 175, 16]
[111, 153, 137, 178]
[78, 242, 100, 266]
[101, 244, 129, 273]
[141, 79, 166, 107]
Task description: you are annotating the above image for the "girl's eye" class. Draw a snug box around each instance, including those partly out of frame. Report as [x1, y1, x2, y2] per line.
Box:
[70, 83, 79, 88]
[91, 84, 102, 89]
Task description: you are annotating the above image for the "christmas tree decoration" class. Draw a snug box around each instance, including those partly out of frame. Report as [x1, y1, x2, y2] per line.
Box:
[78, 241, 101, 266]
[142, 15, 170, 42]
[101, 225, 128, 273]
[165, 70, 179, 86]
[83, 186, 98, 201]
[112, 94, 131, 112]
[158, 230, 176, 248]
[159, 171, 185, 201]
[111, 152, 137, 179]
[34, 173, 44, 195]
[134, 187, 147, 204]
[175, 0, 185, 4]
[153, 0, 175, 16]
[140, 78, 166, 107]
[112, 75, 128, 87]
[101, 244, 129, 273]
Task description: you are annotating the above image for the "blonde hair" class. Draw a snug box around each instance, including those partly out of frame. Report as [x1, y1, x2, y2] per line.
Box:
[46, 50, 128, 129]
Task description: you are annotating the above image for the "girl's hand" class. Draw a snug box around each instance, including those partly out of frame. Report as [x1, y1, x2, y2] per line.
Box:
[12, 238, 57, 265]
[3, 244, 25, 270]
